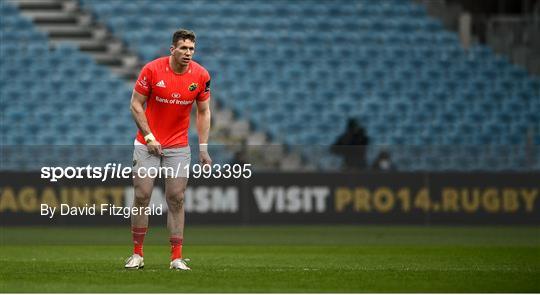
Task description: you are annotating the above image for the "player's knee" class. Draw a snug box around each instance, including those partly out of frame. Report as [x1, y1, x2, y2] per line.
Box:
[133, 190, 152, 206]
[165, 191, 185, 210]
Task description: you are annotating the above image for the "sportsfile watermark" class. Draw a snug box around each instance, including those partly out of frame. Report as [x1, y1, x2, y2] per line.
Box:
[40, 163, 252, 182]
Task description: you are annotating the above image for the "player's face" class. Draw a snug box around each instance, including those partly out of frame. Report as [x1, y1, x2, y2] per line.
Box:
[170, 39, 195, 66]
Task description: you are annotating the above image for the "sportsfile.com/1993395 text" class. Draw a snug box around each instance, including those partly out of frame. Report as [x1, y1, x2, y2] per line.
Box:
[40, 163, 252, 182]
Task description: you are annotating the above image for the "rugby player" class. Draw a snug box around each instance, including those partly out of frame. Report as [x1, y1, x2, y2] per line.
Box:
[125, 29, 211, 270]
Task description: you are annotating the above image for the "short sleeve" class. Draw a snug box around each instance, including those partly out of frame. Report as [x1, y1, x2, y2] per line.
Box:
[196, 69, 211, 102]
[134, 64, 153, 96]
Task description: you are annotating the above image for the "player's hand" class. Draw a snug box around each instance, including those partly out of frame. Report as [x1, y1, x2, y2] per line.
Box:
[199, 151, 212, 166]
[147, 140, 163, 156]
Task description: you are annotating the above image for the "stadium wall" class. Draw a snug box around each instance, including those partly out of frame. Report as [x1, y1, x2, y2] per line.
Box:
[0, 172, 538, 225]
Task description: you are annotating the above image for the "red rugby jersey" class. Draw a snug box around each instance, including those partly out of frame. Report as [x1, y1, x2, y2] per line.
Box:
[134, 56, 211, 148]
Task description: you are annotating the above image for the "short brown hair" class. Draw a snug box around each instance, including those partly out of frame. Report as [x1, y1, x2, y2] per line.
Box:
[172, 29, 196, 45]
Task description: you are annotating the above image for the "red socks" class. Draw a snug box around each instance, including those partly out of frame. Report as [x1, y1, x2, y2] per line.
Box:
[170, 237, 183, 260]
[131, 228, 182, 260]
[132, 227, 147, 257]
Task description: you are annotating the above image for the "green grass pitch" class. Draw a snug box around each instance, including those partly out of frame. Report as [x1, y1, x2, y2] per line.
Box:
[1, 225, 539, 292]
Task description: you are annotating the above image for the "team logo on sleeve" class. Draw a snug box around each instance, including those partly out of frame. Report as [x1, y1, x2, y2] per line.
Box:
[137, 76, 148, 87]
[188, 83, 198, 91]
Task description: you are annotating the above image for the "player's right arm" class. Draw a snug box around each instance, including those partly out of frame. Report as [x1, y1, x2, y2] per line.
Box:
[130, 90, 162, 156]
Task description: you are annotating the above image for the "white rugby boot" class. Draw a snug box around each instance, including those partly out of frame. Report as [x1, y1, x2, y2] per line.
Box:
[124, 254, 144, 269]
[170, 258, 191, 270]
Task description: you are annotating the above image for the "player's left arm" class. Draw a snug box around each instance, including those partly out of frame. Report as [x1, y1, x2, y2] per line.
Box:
[196, 98, 212, 165]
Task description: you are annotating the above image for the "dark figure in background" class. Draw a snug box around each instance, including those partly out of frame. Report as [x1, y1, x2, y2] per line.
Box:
[332, 118, 369, 171]
[232, 139, 248, 165]
[371, 150, 396, 171]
